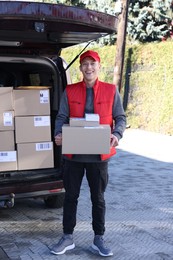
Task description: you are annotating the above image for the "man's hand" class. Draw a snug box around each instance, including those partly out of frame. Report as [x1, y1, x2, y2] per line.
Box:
[110, 134, 119, 147]
[55, 133, 62, 146]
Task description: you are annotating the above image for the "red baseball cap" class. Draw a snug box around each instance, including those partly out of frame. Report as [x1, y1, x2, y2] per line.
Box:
[80, 50, 100, 63]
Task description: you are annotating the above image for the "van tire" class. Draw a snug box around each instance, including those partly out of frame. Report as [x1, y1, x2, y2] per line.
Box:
[44, 193, 65, 208]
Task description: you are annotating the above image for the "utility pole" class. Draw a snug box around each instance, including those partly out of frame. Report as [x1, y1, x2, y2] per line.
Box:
[113, 0, 129, 92]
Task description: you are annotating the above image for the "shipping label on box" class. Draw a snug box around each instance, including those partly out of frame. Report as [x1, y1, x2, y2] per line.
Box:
[0, 87, 13, 112]
[34, 116, 50, 127]
[35, 142, 52, 151]
[3, 111, 13, 126]
[62, 125, 111, 154]
[17, 142, 54, 170]
[0, 151, 17, 171]
[0, 151, 16, 162]
[85, 113, 100, 122]
[0, 111, 14, 130]
[13, 89, 50, 116]
[40, 90, 49, 103]
[0, 131, 15, 151]
[15, 116, 51, 143]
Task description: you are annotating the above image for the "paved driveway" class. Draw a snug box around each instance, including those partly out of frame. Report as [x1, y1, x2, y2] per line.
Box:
[0, 129, 173, 260]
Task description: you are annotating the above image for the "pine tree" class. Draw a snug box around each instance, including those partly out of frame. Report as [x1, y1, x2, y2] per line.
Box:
[58, 0, 86, 7]
[128, 0, 173, 42]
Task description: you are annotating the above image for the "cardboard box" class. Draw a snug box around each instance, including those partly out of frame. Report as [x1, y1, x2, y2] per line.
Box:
[17, 142, 54, 170]
[13, 89, 50, 116]
[70, 114, 100, 127]
[15, 116, 51, 143]
[0, 87, 13, 111]
[0, 151, 17, 171]
[70, 118, 100, 127]
[0, 131, 15, 150]
[0, 111, 14, 130]
[62, 125, 111, 154]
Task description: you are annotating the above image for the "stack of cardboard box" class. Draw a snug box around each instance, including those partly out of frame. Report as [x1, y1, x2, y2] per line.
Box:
[0, 87, 17, 171]
[0, 87, 54, 171]
[62, 114, 111, 155]
[14, 88, 54, 170]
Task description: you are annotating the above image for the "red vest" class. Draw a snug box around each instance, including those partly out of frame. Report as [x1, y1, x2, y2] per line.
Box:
[65, 79, 116, 160]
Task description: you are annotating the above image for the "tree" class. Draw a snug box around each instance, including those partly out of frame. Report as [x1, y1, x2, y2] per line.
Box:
[113, 0, 129, 92]
[58, 0, 86, 7]
[127, 0, 173, 42]
[58, 0, 115, 12]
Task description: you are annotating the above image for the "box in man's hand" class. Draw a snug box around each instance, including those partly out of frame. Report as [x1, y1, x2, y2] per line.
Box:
[62, 124, 111, 154]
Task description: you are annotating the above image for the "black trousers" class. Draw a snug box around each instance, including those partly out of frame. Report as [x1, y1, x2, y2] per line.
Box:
[62, 160, 108, 235]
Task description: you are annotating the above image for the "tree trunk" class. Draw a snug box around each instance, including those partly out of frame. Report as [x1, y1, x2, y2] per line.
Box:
[113, 0, 129, 92]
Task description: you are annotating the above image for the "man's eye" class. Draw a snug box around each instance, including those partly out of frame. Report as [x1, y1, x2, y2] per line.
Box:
[82, 62, 96, 67]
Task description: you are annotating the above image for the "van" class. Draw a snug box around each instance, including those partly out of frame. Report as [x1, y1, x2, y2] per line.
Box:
[0, 1, 117, 208]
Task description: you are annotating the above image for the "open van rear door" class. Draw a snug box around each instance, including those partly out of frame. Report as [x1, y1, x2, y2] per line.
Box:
[0, 1, 118, 55]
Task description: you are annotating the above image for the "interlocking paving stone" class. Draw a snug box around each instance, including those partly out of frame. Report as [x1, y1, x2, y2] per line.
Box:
[0, 247, 9, 259]
[0, 129, 173, 260]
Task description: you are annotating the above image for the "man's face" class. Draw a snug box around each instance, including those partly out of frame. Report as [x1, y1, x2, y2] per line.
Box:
[80, 57, 101, 84]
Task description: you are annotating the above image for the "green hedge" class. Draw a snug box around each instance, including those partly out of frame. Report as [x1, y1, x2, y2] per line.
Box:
[62, 42, 173, 135]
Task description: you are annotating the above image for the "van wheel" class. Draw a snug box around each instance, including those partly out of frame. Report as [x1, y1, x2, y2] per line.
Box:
[44, 193, 65, 208]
